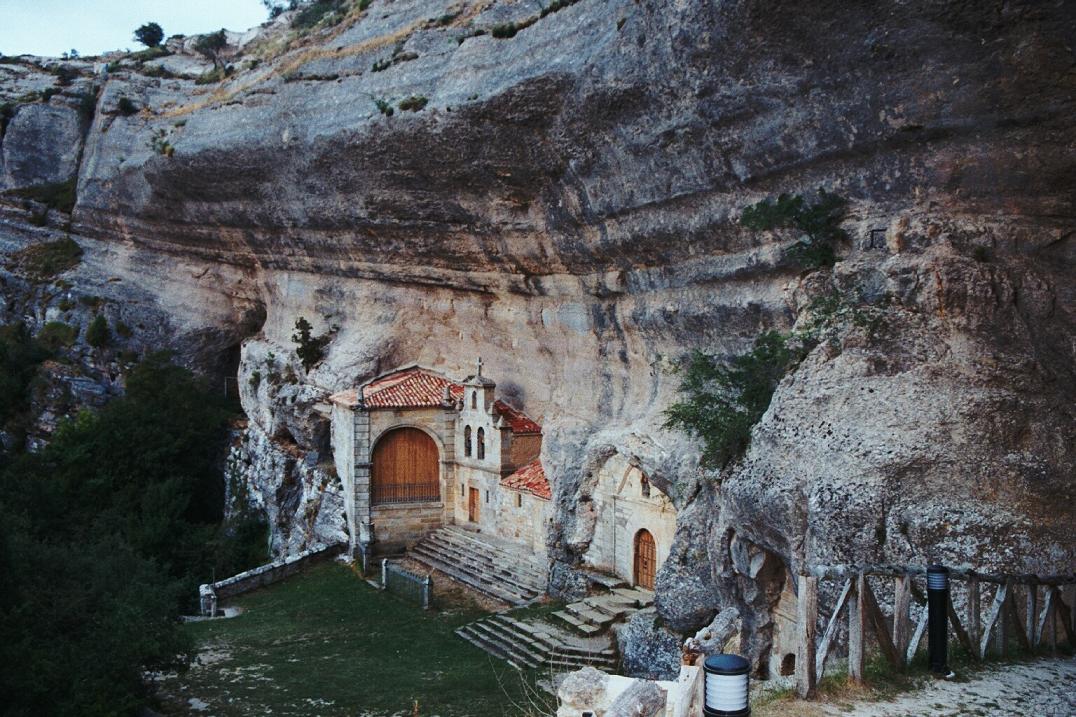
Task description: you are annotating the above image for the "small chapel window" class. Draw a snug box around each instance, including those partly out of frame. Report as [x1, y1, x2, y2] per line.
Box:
[516, 493, 523, 508]
[477, 427, 485, 459]
[640, 475, 651, 498]
[464, 425, 472, 457]
[471, 391, 477, 409]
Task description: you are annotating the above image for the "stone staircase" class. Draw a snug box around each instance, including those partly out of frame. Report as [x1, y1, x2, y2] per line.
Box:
[409, 526, 547, 606]
[552, 586, 655, 636]
[456, 613, 618, 672]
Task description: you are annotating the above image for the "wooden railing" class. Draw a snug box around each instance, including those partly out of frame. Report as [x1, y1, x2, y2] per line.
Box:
[794, 565, 1076, 699]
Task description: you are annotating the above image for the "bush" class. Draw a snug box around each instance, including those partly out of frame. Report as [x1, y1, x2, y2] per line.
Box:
[397, 95, 428, 112]
[37, 321, 77, 351]
[293, 0, 349, 29]
[115, 321, 133, 338]
[491, 22, 519, 38]
[740, 190, 848, 270]
[116, 96, 138, 115]
[134, 22, 165, 48]
[291, 317, 329, 372]
[375, 98, 393, 116]
[194, 66, 230, 85]
[86, 314, 110, 348]
[664, 331, 803, 468]
[0, 101, 14, 137]
[8, 179, 78, 213]
[0, 322, 49, 430]
[6, 236, 83, 279]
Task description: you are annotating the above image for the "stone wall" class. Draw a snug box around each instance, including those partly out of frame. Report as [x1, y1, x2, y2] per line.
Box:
[493, 488, 552, 558]
[199, 541, 346, 615]
[369, 501, 444, 554]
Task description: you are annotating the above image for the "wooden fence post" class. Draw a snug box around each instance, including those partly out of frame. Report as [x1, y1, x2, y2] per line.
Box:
[967, 577, 980, 657]
[796, 575, 818, 699]
[848, 572, 866, 682]
[893, 575, 911, 661]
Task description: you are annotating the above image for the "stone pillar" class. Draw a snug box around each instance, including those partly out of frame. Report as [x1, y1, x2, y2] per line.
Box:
[353, 406, 372, 550]
[441, 403, 457, 523]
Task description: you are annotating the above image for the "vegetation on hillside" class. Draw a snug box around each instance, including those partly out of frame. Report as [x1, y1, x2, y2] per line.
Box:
[134, 22, 165, 48]
[5, 236, 82, 280]
[664, 332, 804, 468]
[291, 316, 330, 371]
[0, 353, 268, 715]
[741, 190, 848, 269]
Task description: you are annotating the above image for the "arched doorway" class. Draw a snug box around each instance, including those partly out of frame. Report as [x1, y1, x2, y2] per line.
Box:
[634, 529, 656, 590]
[371, 427, 440, 504]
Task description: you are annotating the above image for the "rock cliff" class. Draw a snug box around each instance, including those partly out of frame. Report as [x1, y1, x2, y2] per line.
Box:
[2, 0, 1073, 676]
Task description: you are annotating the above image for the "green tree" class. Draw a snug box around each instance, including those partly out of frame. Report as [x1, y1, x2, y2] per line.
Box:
[740, 190, 848, 269]
[194, 29, 228, 68]
[86, 314, 110, 348]
[0, 322, 49, 432]
[133, 22, 165, 48]
[291, 317, 328, 372]
[0, 354, 267, 715]
[664, 332, 802, 468]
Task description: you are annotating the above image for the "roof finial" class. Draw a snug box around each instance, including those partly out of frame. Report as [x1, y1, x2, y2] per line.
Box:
[476, 356, 483, 378]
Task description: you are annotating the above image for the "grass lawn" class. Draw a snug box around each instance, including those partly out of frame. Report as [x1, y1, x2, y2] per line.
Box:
[154, 562, 548, 716]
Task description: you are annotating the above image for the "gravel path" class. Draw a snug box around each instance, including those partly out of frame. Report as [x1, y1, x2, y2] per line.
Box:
[821, 656, 1076, 716]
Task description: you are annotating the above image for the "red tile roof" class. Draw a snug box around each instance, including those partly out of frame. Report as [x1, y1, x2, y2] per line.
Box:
[500, 459, 551, 500]
[336, 366, 541, 434]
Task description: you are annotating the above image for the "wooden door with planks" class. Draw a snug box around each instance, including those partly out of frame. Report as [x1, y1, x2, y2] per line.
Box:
[468, 487, 480, 523]
[634, 529, 656, 590]
[371, 427, 440, 505]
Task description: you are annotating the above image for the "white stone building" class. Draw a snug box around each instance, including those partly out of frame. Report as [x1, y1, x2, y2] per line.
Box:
[329, 362, 551, 558]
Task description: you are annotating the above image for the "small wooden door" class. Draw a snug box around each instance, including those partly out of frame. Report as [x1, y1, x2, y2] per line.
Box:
[468, 487, 480, 523]
[634, 529, 656, 590]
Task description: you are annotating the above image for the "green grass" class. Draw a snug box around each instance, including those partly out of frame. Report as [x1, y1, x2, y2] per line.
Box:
[6, 237, 83, 280]
[154, 563, 542, 716]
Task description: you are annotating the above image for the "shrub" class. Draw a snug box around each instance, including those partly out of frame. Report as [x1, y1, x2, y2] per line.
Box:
[86, 314, 110, 348]
[131, 46, 170, 62]
[491, 22, 519, 38]
[149, 128, 175, 157]
[53, 64, 79, 86]
[293, 0, 349, 29]
[40, 87, 59, 102]
[76, 90, 97, 120]
[740, 190, 848, 270]
[134, 22, 165, 48]
[359, 0, 373, 10]
[397, 95, 428, 112]
[972, 245, 992, 263]
[7, 179, 77, 214]
[116, 96, 138, 115]
[6, 236, 82, 280]
[249, 370, 262, 390]
[37, 321, 77, 351]
[372, 58, 391, 72]
[375, 98, 393, 116]
[0, 102, 14, 137]
[194, 66, 230, 85]
[115, 321, 133, 338]
[664, 331, 803, 468]
[540, 0, 581, 18]
[291, 317, 329, 372]
[58, 298, 75, 311]
[0, 322, 50, 429]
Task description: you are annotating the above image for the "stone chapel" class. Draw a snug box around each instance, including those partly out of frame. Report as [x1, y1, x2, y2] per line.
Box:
[328, 361, 677, 593]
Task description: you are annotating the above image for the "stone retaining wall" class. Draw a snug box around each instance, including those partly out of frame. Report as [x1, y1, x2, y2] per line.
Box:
[199, 541, 347, 615]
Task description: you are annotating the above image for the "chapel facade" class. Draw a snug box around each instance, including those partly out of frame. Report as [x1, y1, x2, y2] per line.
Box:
[328, 362, 552, 559]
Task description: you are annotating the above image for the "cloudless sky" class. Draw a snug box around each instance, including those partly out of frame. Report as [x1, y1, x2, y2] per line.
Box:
[0, 0, 269, 57]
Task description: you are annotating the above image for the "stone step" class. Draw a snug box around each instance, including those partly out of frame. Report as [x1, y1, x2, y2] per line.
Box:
[566, 602, 617, 627]
[409, 549, 530, 606]
[491, 615, 617, 662]
[441, 527, 547, 574]
[455, 626, 534, 671]
[435, 529, 546, 585]
[552, 610, 602, 636]
[611, 587, 655, 604]
[457, 617, 618, 672]
[412, 540, 541, 597]
[421, 536, 545, 594]
[424, 530, 545, 586]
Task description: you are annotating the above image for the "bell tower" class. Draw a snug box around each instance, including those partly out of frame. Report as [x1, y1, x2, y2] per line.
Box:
[462, 357, 496, 414]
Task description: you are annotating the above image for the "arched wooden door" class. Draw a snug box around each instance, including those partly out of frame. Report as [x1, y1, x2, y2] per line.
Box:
[371, 427, 440, 505]
[634, 529, 656, 590]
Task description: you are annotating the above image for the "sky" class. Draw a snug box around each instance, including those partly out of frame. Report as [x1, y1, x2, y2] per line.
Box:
[0, 0, 269, 57]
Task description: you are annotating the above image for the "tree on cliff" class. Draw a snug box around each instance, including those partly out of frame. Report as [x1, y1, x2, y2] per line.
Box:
[194, 29, 228, 69]
[133, 22, 165, 48]
[664, 331, 803, 468]
[291, 317, 330, 372]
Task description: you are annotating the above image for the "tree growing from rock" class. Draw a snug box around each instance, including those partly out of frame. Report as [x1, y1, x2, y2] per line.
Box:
[740, 190, 848, 270]
[194, 29, 228, 69]
[291, 317, 329, 372]
[134, 22, 165, 48]
[86, 314, 110, 348]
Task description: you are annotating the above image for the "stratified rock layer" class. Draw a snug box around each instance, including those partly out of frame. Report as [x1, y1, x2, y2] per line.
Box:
[1, 0, 1073, 677]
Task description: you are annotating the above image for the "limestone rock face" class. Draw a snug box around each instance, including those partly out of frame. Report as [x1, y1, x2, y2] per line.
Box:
[616, 609, 683, 681]
[1, 102, 86, 190]
[1, 0, 1073, 678]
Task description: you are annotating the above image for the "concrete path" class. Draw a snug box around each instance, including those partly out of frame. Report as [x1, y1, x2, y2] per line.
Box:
[820, 656, 1076, 716]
